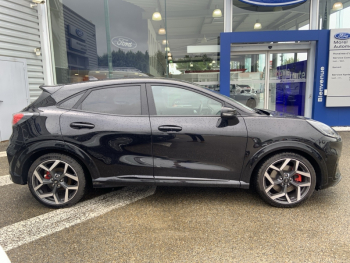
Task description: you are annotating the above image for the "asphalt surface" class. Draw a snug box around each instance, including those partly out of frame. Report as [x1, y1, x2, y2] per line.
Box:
[0, 133, 349, 262]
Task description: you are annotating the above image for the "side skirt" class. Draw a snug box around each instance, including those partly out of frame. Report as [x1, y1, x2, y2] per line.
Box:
[93, 176, 249, 189]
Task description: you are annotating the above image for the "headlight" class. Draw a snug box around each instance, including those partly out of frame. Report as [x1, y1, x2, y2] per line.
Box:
[307, 120, 338, 138]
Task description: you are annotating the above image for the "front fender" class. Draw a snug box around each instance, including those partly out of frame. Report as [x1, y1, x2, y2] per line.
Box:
[240, 141, 328, 187]
[11, 140, 100, 184]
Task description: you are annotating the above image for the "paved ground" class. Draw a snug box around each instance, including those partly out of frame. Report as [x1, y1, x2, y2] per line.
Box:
[0, 133, 349, 262]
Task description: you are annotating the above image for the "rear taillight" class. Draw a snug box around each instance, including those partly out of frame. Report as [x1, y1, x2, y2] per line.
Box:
[12, 113, 24, 126]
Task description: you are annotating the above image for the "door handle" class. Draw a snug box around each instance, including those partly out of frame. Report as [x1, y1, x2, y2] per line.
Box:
[158, 125, 182, 132]
[70, 122, 95, 129]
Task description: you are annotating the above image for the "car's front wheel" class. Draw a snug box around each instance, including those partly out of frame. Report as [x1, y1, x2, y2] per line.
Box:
[28, 153, 86, 208]
[255, 152, 316, 208]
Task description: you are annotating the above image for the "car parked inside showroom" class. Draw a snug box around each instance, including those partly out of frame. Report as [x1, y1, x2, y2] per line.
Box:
[230, 84, 260, 109]
[7, 78, 342, 208]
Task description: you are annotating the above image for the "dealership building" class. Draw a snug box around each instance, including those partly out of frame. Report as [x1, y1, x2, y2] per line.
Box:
[0, 0, 349, 141]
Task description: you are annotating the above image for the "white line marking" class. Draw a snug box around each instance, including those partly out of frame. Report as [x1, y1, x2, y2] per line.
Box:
[0, 152, 6, 158]
[333, 126, 350, 131]
[0, 175, 12, 187]
[0, 245, 10, 263]
[0, 186, 156, 251]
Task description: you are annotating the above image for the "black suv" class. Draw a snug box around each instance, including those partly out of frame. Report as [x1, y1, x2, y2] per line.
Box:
[7, 78, 342, 208]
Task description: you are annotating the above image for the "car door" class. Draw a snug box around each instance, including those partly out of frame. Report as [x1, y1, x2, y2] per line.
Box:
[146, 83, 248, 184]
[59, 84, 154, 181]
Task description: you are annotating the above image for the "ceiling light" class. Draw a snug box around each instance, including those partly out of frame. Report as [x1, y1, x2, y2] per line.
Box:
[190, 62, 193, 67]
[158, 27, 166, 35]
[152, 9, 162, 21]
[212, 60, 216, 63]
[165, 47, 170, 52]
[212, 5, 222, 18]
[273, 6, 283, 11]
[254, 19, 262, 30]
[167, 52, 172, 56]
[168, 56, 173, 60]
[162, 40, 169, 45]
[209, 63, 212, 66]
[332, 2, 343, 10]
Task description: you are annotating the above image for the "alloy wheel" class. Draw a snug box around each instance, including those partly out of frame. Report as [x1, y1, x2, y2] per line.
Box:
[263, 158, 311, 205]
[31, 160, 79, 205]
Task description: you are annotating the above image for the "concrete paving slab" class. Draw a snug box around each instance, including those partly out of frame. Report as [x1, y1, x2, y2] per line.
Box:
[0, 141, 9, 152]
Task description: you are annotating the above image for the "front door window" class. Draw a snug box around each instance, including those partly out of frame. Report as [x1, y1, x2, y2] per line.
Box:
[151, 86, 222, 116]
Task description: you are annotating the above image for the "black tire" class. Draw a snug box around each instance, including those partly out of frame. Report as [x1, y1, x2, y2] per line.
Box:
[28, 153, 86, 208]
[255, 152, 316, 208]
[246, 98, 256, 109]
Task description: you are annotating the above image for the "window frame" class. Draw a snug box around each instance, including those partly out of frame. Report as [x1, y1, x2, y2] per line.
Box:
[146, 83, 226, 117]
[68, 83, 148, 116]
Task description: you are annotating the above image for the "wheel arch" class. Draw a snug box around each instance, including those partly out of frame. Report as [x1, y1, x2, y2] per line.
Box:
[15, 140, 100, 185]
[241, 142, 327, 190]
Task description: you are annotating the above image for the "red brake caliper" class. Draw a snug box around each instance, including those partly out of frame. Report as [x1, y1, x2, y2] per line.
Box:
[44, 171, 51, 180]
[295, 174, 302, 182]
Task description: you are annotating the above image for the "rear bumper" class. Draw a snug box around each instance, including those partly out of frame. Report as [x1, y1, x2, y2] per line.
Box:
[9, 171, 26, 185]
[6, 134, 27, 185]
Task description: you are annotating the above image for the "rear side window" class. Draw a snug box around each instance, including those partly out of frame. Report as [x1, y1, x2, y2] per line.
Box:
[59, 93, 84, 109]
[79, 86, 141, 115]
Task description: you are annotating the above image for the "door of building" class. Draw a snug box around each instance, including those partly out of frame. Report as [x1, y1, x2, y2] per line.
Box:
[230, 43, 312, 117]
[0, 57, 30, 141]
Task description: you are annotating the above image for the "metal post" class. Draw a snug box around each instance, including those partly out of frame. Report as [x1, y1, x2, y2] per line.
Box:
[165, 0, 169, 77]
[104, 0, 113, 79]
[38, 2, 55, 85]
[224, 0, 232, 32]
[310, 0, 320, 30]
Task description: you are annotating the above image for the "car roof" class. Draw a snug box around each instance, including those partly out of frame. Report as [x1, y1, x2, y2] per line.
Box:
[50, 78, 254, 114]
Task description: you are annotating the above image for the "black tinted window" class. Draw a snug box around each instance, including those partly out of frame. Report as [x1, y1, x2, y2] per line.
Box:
[60, 93, 83, 109]
[80, 86, 141, 115]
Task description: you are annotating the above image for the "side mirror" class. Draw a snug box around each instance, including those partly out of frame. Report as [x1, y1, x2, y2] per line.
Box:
[221, 107, 237, 119]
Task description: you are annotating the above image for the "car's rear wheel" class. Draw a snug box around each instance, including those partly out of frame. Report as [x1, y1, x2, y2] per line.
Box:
[255, 152, 316, 208]
[28, 153, 86, 208]
[246, 98, 256, 109]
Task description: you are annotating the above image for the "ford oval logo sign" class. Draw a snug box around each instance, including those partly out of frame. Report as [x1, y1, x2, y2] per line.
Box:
[111, 36, 137, 50]
[75, 28, 84, 38]
[239, 0, 306, 6]
[334, 32, 350, 40]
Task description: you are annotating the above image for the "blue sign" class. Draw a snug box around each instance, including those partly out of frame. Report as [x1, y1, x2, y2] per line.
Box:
[276, 60, 307, 116]
[239, 0, 306, 6]
[76, 28, 84, 38]
[334, 32, 350, 40]
[111, 36, 137, 50]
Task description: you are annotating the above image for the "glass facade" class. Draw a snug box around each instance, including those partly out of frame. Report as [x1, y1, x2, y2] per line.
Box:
[46, 0, 350, 115]
[48, 0, 223, 85]
[319, 0, 350, 29]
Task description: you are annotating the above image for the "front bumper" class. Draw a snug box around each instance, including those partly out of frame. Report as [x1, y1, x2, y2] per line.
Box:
[318, 135, 342, 190]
